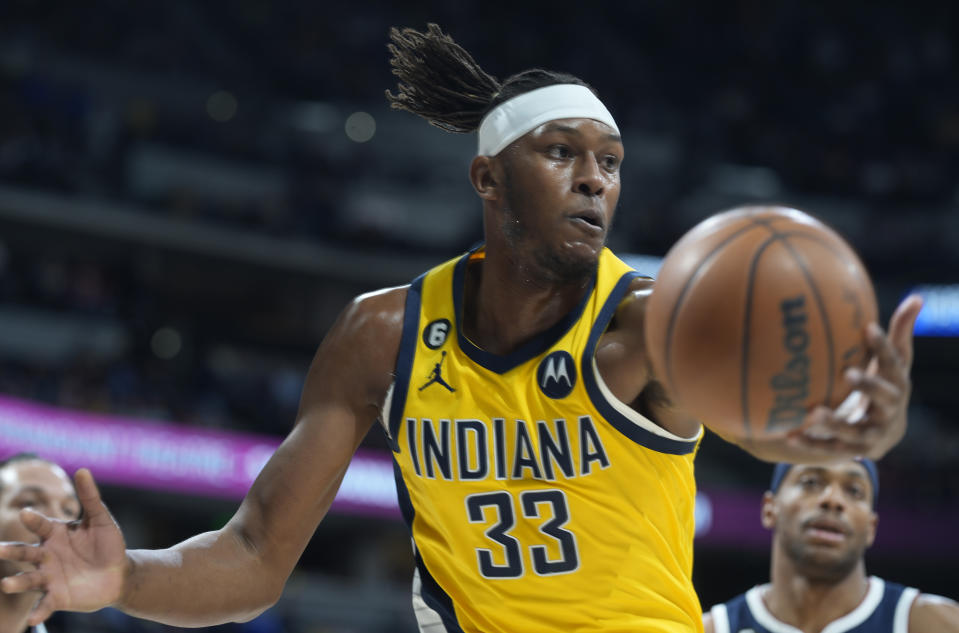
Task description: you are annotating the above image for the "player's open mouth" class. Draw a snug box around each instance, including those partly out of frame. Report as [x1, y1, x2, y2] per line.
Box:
[568, 208, 604, 233]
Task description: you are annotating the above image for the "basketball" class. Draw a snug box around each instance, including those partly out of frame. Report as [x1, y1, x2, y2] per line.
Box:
[644, 206, 878, 440]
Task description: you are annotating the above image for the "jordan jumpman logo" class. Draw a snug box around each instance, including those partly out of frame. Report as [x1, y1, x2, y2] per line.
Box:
[419, 350, 456, 392]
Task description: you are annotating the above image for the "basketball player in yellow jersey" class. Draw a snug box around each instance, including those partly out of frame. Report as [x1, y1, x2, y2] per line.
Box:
[0, 24, 923, 633]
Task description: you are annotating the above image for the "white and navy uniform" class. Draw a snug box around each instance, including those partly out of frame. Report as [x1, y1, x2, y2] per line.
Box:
[708, 577, 919, 633]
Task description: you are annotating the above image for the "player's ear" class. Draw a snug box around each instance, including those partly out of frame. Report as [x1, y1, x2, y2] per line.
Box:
[865, 510, 878, 547]
[760, 491, 777, 529]
[470, 155, 500, 200]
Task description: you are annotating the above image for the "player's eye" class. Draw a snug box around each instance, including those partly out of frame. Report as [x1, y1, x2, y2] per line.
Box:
[799, 476, 822, 490]
[547, 144, 572, 159]
[12, 495, 40, 509]
[846, 484, 866, 499]
[602, 154, 621, 172]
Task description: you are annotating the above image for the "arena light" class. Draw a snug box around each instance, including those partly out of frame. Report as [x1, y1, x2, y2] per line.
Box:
[206, 90, 238, 123]
[911, 284, 959, 336]
[345, 111, 376, 143]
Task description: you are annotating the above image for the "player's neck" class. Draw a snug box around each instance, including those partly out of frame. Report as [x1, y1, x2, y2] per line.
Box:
[463, 247, 591, 355]
[0, 589, 34, 633]
[765, 555, 870, 633]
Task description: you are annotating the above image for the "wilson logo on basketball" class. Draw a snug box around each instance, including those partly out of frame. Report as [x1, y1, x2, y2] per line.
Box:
[537, 351, 576, 399]
[767, 294, 811, 431]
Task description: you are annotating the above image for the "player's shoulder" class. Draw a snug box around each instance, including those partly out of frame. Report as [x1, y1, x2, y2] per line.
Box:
[330, 285, 409, 356]
[612, 275, 655, 324]
[349, 284, 409, 320]
[909, 592, 959, 633]
[624, 274, 655, 297]
[305, 285, 409, 406]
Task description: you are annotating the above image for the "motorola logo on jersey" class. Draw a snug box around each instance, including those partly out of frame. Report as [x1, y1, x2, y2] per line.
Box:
[423, 318, 451, 349]
[537, 351, 576, 399]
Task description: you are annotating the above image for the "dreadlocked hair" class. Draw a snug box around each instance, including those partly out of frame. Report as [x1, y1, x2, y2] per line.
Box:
[386, 24, 595, 134]
[386, 24, 501, 133]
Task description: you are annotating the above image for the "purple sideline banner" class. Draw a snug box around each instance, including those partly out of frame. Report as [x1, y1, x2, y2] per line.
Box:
[0, 395, 399, 518]
[2, 394, 957, 556]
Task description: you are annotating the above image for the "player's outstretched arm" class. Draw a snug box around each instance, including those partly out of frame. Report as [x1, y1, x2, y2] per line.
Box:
[731, 294, 923, 464]
[910, 593, 959, 633]
[0, 287, 406, 628]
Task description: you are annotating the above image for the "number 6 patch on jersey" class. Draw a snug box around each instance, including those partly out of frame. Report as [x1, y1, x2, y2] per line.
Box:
[423, 318, 451, 349]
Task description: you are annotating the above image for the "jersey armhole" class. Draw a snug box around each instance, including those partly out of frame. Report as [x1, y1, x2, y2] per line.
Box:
[893, 586, 920, 633]
[385, 274, 425, 450]
[582, 271, 701, 455]
[710, 603, 731, 633]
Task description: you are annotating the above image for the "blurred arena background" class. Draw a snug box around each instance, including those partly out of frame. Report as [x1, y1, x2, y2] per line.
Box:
[0, 1, 957, 631]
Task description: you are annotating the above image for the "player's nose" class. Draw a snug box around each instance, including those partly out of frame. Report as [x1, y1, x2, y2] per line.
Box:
[573, 154, 605, 196]
[818, 482, 846, 510]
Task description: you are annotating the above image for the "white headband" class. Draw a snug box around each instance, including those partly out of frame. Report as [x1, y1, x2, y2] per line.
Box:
[477, 84, 620, 156]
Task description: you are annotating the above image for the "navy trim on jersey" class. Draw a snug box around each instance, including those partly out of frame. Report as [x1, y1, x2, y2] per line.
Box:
[582, 271, 698, 455]
[392, 459, 466, 633]
[718, 577, 915, 633]
[452, 247, 597, 374]
[388, 274, 425, 452]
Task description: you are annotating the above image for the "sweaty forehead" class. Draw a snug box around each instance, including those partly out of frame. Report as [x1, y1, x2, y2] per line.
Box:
[0, 460, 74, 499]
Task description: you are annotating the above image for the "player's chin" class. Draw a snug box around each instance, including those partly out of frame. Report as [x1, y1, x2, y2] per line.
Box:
[560, 235, 605, 262]
[549, 244, 600, 281]
[802, 542, 858, 569]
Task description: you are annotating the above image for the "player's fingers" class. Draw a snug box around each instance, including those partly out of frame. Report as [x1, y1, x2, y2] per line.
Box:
[27, 594, 56, 627]
[0, 542, 43, 565]
[797, 407, 881, 449]
[790, 409, 852, 453]
[794, 407, 834, 440]
[845, 367, 899, 410]
[791, 433, 871, 459]
[884, 294, 923, 369]
[74, 468, 111, 526]
[19, 509, 55, 540]
[785, 428, 864, 459]
[0, 569, 47, 594]
[836, 421, 883, 448]
[862, 323, 907, 386]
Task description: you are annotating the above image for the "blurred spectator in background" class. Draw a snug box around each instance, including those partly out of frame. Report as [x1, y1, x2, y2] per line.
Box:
[703, 460, 959, 633]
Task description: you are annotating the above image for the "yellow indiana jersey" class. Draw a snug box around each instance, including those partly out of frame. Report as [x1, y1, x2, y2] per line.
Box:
[383, 246, 704, 633]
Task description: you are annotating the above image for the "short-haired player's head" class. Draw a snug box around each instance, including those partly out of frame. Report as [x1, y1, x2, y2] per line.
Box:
[761, 459, 878, 582]
[0, 453, 80, 575]
[385, 24, 623, 284]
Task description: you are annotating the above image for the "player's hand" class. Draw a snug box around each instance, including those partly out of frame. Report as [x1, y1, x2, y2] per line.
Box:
[787, 294, 923, 459]
[0, 468, 128, 626]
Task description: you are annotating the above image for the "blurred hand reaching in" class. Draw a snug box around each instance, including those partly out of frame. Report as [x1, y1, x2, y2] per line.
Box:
[0, 469, 128, 626]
